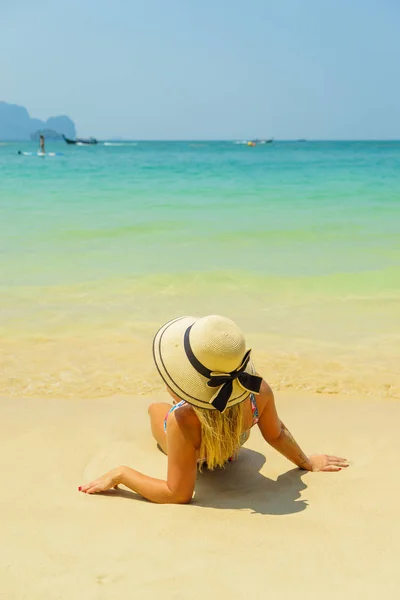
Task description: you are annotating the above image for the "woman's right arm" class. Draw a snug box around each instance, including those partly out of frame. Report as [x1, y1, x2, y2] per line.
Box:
[257, 383, 313, 470]
[257, 383, 348, 472]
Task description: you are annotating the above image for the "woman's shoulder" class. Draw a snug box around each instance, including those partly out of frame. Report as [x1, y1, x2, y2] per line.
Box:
[254, 378, 274, 413]
[167, 402, 201, 446]
[260, 378, 273, 397]
[174, 401, 198, 423]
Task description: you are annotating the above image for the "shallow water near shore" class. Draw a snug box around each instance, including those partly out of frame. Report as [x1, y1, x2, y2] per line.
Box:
[1, 140, 399, 398]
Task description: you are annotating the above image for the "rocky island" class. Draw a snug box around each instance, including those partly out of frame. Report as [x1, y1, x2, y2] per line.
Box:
[0, 101, 76, 141]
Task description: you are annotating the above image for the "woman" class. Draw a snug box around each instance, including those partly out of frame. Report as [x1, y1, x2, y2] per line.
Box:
[39, 134, 45, 154]
[79, 315, 348, 503]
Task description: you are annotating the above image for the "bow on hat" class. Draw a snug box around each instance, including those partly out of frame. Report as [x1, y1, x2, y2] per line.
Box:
[184, 326, 262, 413]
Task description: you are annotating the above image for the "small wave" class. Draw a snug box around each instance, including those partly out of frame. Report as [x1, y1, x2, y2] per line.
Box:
[103, 142, 138, 146]
[2, 338, 399, 399]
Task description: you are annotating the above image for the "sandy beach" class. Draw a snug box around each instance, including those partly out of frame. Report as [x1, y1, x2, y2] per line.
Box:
[2, 0, 400, 595]
[1, 390, 399, 599]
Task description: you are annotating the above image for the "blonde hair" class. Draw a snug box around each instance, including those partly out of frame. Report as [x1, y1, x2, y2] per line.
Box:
[192, 403, 244, 471]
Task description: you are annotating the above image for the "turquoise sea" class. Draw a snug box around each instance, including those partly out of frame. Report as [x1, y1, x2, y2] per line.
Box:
[1, 140, 399, 398]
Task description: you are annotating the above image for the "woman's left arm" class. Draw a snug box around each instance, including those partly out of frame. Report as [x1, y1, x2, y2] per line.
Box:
[80, 466, 194, 503]
[80, 413, 198, 503]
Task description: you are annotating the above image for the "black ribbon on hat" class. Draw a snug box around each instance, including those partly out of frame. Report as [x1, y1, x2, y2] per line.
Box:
[184, 325, 262, 413]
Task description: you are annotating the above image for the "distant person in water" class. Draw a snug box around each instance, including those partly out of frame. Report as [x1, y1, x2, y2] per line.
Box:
[79, 315, 349, 503]
[39, 134, 45, 154]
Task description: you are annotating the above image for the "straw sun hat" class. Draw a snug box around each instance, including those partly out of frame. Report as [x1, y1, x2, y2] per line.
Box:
[152, 315, 262, 413]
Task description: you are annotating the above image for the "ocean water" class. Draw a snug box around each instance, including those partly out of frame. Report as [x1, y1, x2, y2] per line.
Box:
[1, 140, 399, 398]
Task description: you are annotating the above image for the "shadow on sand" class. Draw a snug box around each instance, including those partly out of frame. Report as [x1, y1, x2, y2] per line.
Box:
[193, 448, 308, 515]
[104, 447, 308, 516]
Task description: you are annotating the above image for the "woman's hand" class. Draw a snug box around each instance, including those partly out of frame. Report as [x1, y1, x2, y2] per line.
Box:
[79, 467, 122, 494]
[308, 454, 349, 472]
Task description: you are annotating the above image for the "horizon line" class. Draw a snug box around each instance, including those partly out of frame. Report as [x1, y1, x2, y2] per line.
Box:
[2, 138, 400, 143]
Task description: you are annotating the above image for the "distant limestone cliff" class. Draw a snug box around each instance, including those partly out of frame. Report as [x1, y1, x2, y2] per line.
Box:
[0, 102, 76, 140]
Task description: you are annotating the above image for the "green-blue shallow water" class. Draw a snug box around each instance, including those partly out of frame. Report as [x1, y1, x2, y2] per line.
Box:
[1, 140, 399, 398]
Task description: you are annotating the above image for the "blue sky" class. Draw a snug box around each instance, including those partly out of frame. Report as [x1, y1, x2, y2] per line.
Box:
[1, 0, 399, 139]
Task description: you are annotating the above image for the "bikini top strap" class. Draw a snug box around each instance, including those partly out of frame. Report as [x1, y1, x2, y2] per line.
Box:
[250, 392, 259, 425]
[170, 399, 186, 414]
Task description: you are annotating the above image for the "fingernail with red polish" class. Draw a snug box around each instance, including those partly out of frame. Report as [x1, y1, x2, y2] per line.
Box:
[78, 486, 82, 491]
